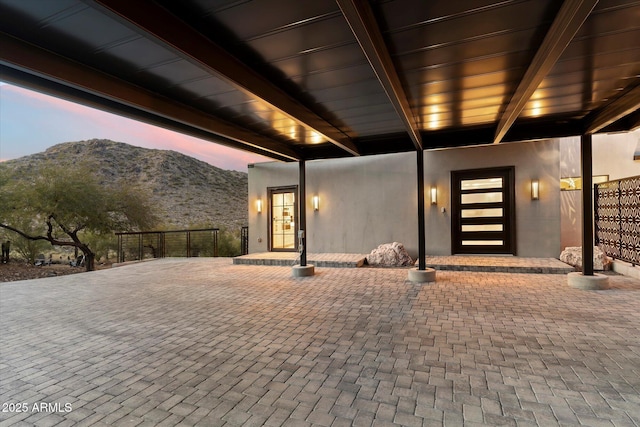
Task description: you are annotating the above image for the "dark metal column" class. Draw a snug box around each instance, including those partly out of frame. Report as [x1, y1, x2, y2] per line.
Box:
[117, 234, 123, 263]
[417, 149, 426, 270]
[581, 133, 594, 276]
[299, 160, 307, 267]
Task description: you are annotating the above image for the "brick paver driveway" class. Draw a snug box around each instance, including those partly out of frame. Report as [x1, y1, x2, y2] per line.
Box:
[1, 258, 639, 426]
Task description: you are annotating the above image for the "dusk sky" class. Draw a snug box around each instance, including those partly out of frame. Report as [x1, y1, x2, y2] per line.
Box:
[0, 82, 271, 171]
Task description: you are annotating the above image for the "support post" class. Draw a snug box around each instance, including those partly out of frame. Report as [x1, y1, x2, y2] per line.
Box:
[408, 149, 436, 283]
[568, 133, 608, 289]
[581, 133, 594, 276]
[293, 160, 314, 277]
[417, 149, 426, 270]
[299, 160, 307, 267]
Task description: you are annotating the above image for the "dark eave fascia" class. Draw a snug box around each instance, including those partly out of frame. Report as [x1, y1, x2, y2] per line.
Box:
[629, 109, 640, 132]
[336, 0, 423, 151]
[585, 85, 640, 134]
[493, 0, 599, 144]
[0, 32, 300, 161]
[92, 0, 360, 157]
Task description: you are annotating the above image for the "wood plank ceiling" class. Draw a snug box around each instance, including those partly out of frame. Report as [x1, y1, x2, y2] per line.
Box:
[1, 0, 639, 161]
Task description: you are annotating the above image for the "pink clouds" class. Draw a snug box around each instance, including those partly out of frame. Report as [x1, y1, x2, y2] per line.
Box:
[1, 83, 271, 171]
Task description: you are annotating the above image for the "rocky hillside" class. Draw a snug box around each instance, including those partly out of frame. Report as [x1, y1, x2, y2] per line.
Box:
[1, 139, 248, 230]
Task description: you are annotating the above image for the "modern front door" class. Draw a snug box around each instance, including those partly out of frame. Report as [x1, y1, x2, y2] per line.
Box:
[451, 167, 516, 254]
[269, 186, 298, 251]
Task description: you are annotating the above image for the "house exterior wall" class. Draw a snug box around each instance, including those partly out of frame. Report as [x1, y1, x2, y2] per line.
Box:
[248, 139, 561, 258]
[248, 152, 418, 255]
[560, 129, 640, 249]
[424, 139, 560, 257]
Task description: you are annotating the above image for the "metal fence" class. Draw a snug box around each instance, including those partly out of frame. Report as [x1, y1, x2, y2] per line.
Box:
[241, 226, 249, 255]
[595, 175, 640, 265]
[116, 228, 219, 263]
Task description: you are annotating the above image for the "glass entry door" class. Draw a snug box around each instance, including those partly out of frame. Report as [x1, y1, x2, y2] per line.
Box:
[451, 167, 516, 254]
[269, 187, 297, 251]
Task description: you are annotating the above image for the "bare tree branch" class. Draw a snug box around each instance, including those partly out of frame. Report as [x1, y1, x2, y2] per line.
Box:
[1, 222, 80, 249]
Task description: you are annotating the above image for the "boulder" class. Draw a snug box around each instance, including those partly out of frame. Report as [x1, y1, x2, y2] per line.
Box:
[559, 246, 612, 271]
[367, 242, 413, 267]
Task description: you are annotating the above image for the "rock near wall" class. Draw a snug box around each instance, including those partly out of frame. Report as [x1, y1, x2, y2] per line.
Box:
[560, 246, 612, 270]
[366, 242, 414, 267]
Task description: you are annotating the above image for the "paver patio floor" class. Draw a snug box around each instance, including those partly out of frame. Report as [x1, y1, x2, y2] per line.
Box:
[1, 258, 639, 426]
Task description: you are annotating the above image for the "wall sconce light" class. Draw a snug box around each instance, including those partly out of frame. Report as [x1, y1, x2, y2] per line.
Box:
[430, 187, 437, 205]
[312, 195, 320, 211]
[256, 198, 262, 213]
[531, 179, 539, 200]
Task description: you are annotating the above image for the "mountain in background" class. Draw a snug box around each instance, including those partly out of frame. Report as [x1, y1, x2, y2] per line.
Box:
[1, 139, 248, 230]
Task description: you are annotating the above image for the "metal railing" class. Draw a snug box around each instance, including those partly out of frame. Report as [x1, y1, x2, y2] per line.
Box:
[116, 228, 219, 263]
[595, 175, 640, 265]
[241, 226, 249, 255]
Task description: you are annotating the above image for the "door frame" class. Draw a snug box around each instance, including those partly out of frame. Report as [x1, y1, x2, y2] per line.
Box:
[451, 166, 516, 255]
[267, 185, 298, 252]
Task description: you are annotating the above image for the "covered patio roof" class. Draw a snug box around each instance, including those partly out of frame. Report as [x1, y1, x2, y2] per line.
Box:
[1, 0, 639, 162]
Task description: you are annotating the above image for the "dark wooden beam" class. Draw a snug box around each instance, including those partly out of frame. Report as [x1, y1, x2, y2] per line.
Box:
[0, 32, 300, 161]
[92, 0, 359, 157]
[585, 85, 640, 134]
[494, 0, 598, 144]
[336, 0, 422, 150]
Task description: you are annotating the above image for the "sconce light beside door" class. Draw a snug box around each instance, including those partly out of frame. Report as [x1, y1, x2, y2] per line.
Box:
[430, 187, 437, 205]
[531, 179, 539, 200]
[312, 195, 320, 211]
[256, 198, 263, 213]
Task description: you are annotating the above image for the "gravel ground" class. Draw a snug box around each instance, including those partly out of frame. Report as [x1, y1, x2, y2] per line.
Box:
[0, 261, 110, 282]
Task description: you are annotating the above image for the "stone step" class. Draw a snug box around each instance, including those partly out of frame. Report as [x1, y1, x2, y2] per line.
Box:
[420, 256, 575, 274]
[235, 253, 576, 273]
[234, 252, 367, 268]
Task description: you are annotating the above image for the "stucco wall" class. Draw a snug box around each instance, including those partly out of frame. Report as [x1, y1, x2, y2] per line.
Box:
[560, 129, 640, 249]
[249, 139, 561, 258]
[248, 152, 418, 255]
[424, 139, 561, 257]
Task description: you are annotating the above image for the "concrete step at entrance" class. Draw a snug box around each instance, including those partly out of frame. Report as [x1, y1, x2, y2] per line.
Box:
[420, 255, 575, 274]
[236, 253, 575, 273]
[234, 252, 367, 268]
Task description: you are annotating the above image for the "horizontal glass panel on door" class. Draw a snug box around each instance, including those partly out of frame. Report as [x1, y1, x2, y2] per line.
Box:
[461, 208, 503, 218]
[461, 192, 503, 204]
[461, 224, 503, 232]
[462, 240, 504, 246]
[461, 177, 503, 190]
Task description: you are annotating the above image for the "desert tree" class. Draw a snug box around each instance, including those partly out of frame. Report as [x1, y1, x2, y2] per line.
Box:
[0, 162, 157, 271]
